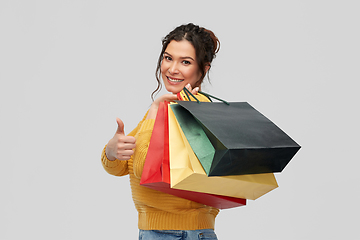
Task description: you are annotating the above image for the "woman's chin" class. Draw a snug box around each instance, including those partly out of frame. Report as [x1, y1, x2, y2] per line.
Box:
[164, 85, 183, 94]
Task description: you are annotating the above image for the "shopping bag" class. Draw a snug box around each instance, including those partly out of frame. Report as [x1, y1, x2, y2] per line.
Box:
[173, 88, 301, 176]
[168, 104, 278, 200]
[140, 101, 169, 186]
[140, 101, 246, 209]
[170, 103, 215, 175]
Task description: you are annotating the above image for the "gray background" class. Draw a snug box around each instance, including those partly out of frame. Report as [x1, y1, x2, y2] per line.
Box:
[1, 0, 359, 239]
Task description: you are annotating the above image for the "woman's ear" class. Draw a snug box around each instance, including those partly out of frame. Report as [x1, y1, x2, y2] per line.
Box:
[204, 63, 211, 74]
[195, 63, 211, 88]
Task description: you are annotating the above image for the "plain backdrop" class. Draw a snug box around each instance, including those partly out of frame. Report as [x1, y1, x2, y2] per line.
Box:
[1, 0, 359, 239]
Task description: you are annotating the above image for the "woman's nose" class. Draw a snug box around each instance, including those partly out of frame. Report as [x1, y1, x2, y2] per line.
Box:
[168, 63, 179, 74]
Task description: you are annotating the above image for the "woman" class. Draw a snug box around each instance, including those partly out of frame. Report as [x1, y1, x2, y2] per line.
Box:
[102, 23, 220, 239]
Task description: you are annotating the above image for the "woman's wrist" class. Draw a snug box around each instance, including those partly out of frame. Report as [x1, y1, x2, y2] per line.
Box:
[105, 144, 117, 161]
[146, 102, 159, 119]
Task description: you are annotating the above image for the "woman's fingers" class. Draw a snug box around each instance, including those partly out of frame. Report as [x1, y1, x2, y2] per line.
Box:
[119, 135, 136, 144]
[116, 149, 134, 159]
[193, 87, 199, 95]
[113, 141, 136, 160]
[106, 119, 137, 161]
[185, 83, 199, 95]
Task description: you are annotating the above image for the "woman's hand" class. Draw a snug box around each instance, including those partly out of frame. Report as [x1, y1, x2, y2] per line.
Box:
[184, 83, 200, 96]
[147, 84, 199, 119]
[146, 93, 178, 119]
[105, 118, 136, 161]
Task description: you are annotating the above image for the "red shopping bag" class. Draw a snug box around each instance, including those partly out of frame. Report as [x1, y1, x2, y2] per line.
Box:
[140, 101, 246, 209]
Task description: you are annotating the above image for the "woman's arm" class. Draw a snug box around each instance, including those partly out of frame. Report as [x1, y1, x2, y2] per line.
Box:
[101, 145, 129, 176]
[146, 94, 178, 120]
[146, 84, 199, 119]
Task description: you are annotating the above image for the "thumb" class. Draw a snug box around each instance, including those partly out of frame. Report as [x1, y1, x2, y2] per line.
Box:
[115, 117, 125, 135]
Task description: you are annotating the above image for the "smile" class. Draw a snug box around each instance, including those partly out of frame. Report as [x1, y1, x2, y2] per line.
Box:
[167, 76, 184, 83]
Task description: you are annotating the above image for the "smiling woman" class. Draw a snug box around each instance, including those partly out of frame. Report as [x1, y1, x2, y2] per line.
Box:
[161, 40, 203, 94]
[154, 23, 220, 98]
[101, 23, 221, 240]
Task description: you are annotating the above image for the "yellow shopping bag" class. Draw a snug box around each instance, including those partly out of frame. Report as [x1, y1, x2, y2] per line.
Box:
[168, 103, 278, 200]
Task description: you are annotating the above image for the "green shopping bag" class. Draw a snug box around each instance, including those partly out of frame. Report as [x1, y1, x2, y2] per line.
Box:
[170, 103, 215, 174]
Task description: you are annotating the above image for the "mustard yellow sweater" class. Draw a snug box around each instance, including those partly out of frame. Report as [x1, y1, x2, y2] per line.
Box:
[101, 108, 219, 230]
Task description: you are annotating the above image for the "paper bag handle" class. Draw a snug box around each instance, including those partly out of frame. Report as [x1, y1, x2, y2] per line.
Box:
[183, 87, 229, 105]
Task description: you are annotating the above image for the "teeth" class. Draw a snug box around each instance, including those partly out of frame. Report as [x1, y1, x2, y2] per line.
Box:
[168, 77, 183, 82]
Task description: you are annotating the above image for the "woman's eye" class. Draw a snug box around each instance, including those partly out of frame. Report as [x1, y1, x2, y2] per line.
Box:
[182, 60, 191, 65]
[164, 56, 172, 61]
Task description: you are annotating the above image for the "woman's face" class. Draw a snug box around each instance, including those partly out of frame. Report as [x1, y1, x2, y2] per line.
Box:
[161, 40, 202, 94]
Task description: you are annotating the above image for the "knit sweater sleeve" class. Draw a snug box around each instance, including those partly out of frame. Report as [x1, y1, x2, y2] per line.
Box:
[132, 118, 155, 179]
[101, 145, 129, 176]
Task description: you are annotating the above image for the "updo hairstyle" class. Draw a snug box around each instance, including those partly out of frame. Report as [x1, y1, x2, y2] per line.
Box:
[152, 23, 220, 99]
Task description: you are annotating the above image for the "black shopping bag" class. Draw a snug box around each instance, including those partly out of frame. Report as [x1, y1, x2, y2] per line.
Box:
[175, 100, 301, 176]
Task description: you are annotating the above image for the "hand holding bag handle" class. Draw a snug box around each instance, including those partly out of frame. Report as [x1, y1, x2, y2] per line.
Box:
[181, 87, 230, 105]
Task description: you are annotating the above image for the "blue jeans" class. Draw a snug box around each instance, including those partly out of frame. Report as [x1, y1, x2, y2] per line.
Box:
[139, 229, 218, 240]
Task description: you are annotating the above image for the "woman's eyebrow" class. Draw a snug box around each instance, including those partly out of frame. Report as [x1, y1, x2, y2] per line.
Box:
[164, 52, 195, 61]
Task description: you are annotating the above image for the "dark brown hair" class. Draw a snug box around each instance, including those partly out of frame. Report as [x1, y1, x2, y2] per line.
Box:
[152, 23, 220, 100]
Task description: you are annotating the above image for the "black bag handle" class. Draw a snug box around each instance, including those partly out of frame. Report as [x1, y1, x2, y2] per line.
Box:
[182, 87, 229, 105]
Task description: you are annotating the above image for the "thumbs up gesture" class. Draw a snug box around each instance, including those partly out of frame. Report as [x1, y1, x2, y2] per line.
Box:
[105, 118, 136, 161]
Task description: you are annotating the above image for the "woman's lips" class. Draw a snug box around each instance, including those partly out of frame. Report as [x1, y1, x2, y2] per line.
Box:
[167, 76, 184, 85]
